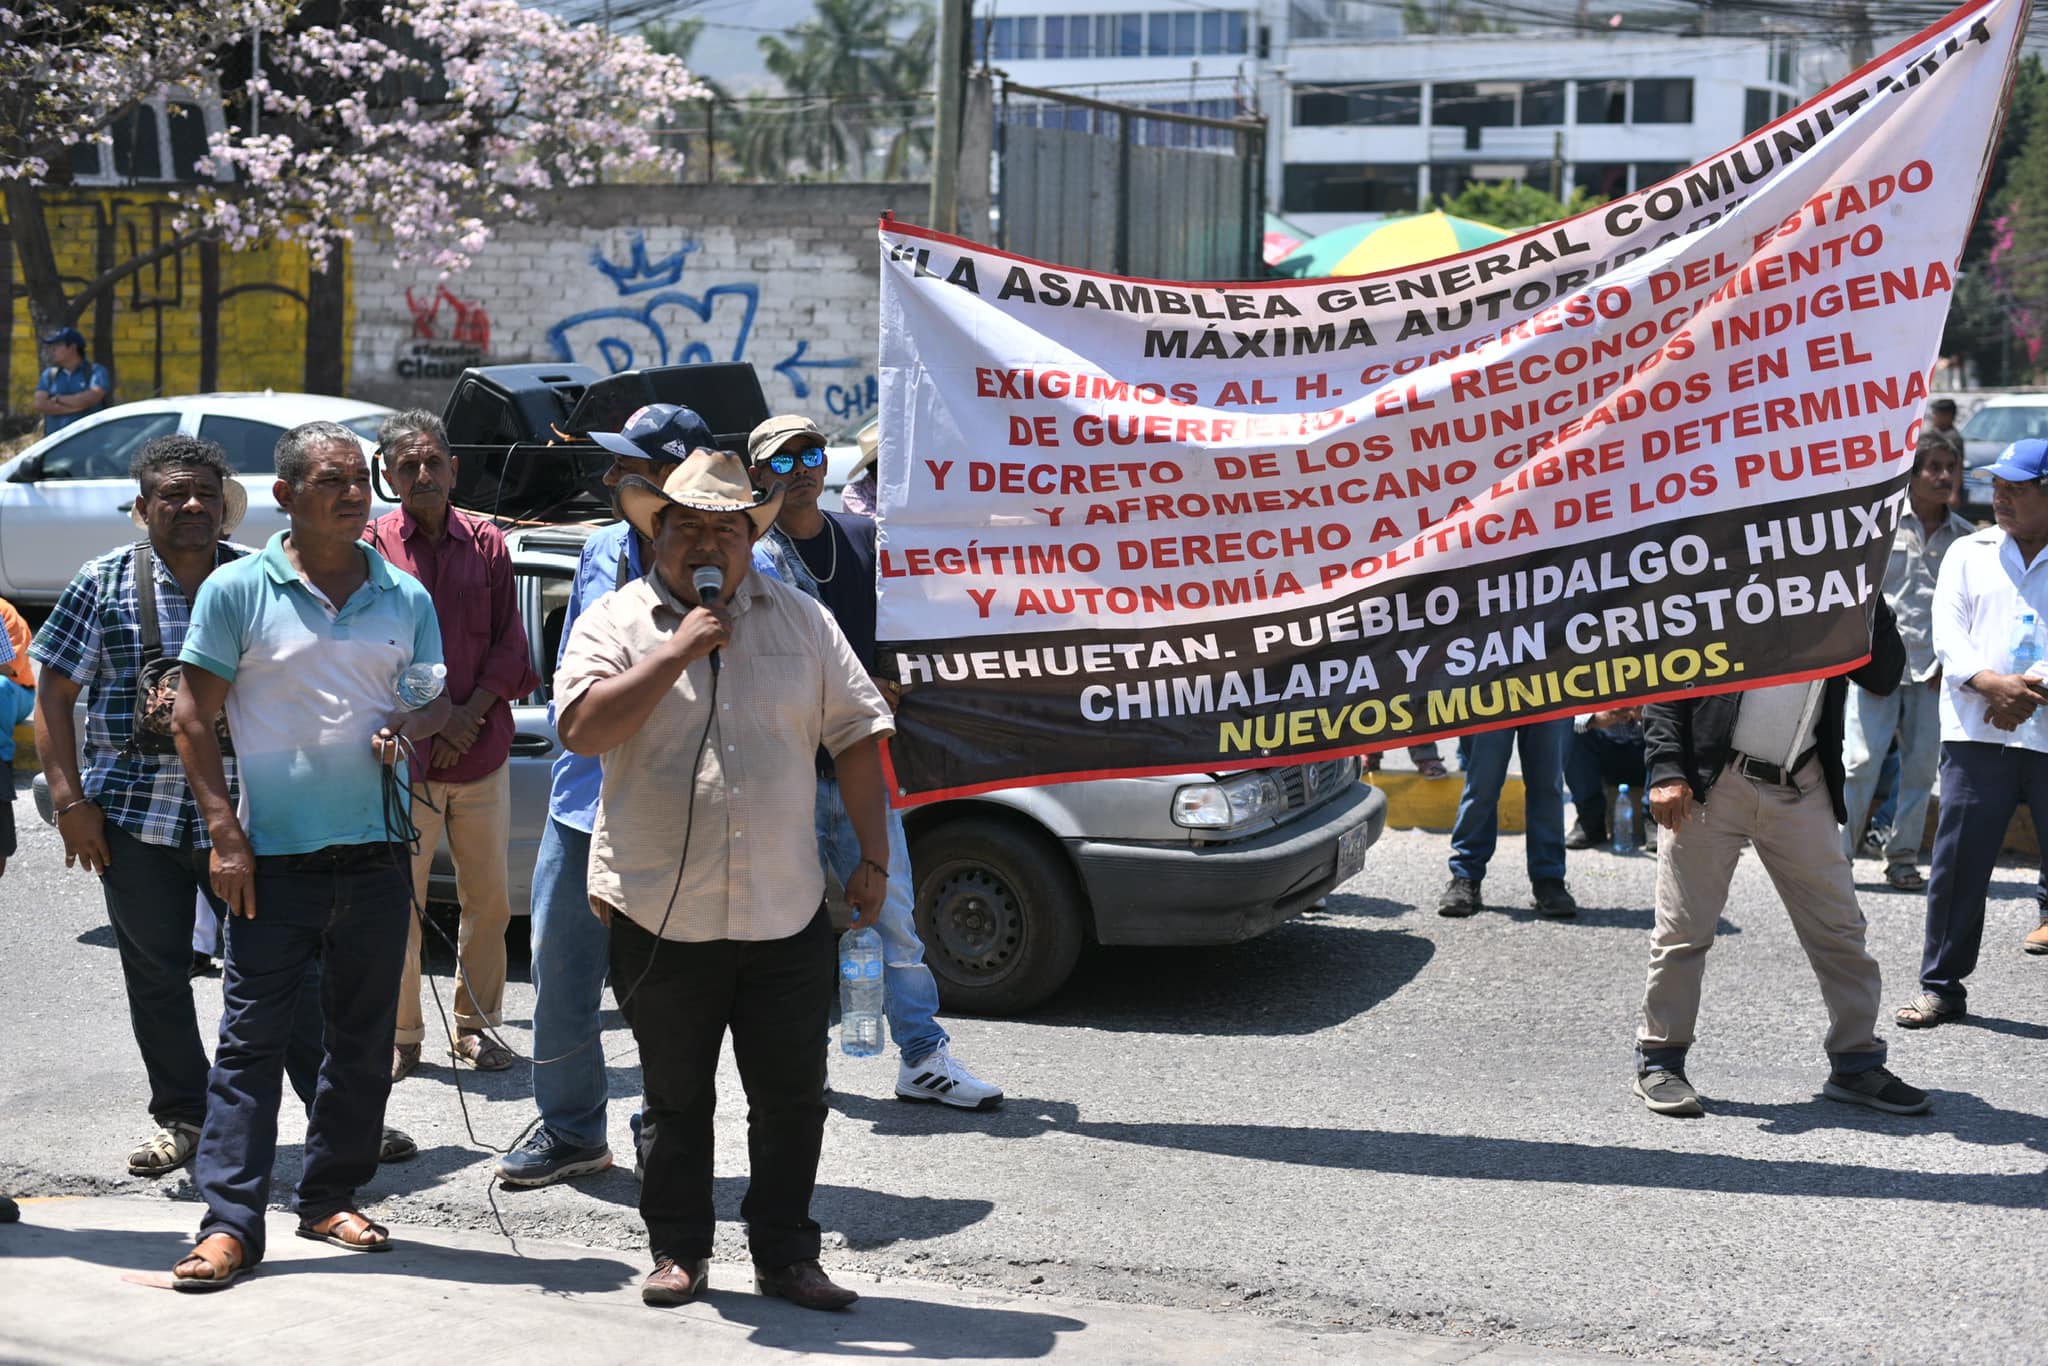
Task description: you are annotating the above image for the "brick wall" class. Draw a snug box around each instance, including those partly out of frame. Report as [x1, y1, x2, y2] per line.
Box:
[349, 183, 923, 434]
[4, 190, 338, 416]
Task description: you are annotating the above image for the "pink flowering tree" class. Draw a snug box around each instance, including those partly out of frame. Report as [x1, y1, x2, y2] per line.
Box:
[2, 0, 702, 347]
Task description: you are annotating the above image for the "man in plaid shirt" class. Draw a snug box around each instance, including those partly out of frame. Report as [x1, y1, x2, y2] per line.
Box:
[31, 435, 413, 1179]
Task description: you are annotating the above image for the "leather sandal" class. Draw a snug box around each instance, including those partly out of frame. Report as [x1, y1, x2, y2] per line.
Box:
[1894, 991, 1965, 1029]
[129, 1121, 201, 1177]
[296, 1209, 392, 1252]
[172, 1233, 248, 1292]
[449, 1033, 517, 1071]
[1883, 865, 1926, 892]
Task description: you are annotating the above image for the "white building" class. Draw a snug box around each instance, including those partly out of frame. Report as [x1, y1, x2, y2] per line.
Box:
[978, 1, 1828, 238]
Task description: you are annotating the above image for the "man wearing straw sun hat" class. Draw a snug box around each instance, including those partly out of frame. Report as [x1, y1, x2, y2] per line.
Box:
[555, 446, 895, 1311]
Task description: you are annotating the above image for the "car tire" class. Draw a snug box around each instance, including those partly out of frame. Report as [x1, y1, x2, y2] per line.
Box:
[910, 816, 1085, 1015]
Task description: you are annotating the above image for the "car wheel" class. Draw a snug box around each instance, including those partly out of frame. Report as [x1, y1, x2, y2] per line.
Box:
[910, 817, 1084, 1015]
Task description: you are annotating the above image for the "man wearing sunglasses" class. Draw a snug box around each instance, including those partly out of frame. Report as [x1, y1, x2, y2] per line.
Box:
[746, 414, 1003, 1111]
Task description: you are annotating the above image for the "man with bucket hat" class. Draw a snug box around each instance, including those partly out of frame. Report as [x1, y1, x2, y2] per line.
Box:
[1898, 438, 2048, 1027]
[499, 402, 718, 1187]
[31, 434, 416, 1181]
[556, 447, 894, 1311]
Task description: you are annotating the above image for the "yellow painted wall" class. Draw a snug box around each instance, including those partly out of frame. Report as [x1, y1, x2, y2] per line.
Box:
[5, 190, 351, 415]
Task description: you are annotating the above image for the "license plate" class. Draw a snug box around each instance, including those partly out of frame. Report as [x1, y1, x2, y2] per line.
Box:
[1334, 823, 1370, 885]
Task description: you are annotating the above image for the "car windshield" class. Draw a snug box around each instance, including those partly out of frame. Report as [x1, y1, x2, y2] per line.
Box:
[1962, 404, 2048, 445]
[342, 415, 386, 442]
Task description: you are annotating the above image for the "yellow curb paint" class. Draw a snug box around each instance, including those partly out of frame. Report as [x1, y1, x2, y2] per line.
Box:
[1367, 771, 1525, 834]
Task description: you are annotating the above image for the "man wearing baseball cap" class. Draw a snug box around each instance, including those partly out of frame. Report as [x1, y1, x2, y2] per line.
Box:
[33, 326, 110, 435]
[748, 413, 1003, 1111]
[1900, 438, 2048, 1028]
[498, 402, 720, 1187]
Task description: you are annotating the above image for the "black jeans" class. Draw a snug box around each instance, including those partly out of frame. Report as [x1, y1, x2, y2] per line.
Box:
[610, 907, 833, 1269]
[192, 842, 410, 1264]
[99, 825, 322, 1127]
[1922, 742, 2048, 1004]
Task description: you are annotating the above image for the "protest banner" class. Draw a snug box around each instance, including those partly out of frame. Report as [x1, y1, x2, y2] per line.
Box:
[874, 0, 2030, 804]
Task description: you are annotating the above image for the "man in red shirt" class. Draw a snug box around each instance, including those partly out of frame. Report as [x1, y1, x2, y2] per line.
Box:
[368, 411, 539, 1079]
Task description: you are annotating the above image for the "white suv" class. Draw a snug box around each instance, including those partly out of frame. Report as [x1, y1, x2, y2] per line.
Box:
[0, 392, 393, 604]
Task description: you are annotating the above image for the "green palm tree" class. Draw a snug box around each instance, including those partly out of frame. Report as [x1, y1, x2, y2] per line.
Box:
[747, 0, 933, 180]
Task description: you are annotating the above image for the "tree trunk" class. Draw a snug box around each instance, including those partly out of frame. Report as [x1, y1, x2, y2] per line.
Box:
[303, 250, 347, 395]
[3, 180, 75, 335]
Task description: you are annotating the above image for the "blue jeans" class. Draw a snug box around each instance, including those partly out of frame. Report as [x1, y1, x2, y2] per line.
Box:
[1563, 727, 1646, 834]
[528, 817, 613, 1148]
[1449, 718, 1571, 883]
[194, 845, 410, 1264]
[1921, 741, 2048, 1005]
[814, 777, 947, 1064]
[100, 825, 322, 1127]
[1842, 682, 1935, 866]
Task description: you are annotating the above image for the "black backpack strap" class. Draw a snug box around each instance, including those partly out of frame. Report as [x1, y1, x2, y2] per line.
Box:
[134, 542, 161, 663]
[615, 542, 633, 590]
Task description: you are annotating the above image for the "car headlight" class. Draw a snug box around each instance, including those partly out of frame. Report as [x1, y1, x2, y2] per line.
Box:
[1172, 771, 1287, 829]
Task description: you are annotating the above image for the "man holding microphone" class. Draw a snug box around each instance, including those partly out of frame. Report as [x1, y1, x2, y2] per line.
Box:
[556, 447, 893, 1311]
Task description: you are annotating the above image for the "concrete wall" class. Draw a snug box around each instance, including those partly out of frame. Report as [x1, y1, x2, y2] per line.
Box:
[349, 183, 925, 434]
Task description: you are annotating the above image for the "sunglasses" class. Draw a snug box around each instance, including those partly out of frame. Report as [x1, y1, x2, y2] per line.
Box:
[761, 446, 826, 476]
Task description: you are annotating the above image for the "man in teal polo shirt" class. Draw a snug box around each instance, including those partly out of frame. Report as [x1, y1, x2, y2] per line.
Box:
[164, 421, 449, 1291]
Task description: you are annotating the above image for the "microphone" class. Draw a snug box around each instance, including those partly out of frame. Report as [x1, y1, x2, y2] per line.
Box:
[692, 564, 725, 674]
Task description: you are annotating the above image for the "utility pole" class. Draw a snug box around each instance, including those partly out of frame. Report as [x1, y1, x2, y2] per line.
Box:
[1843, 1, 1872, 67]
[931, 0, 968, 233]
[1551, 129, 1563, 200]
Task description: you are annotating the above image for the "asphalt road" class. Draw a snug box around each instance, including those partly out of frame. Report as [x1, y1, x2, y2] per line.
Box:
[4, 771, 2045, 1364]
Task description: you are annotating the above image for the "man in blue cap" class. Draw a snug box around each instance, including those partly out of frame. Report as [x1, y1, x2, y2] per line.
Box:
[499, 403, 718, 1186]
[1898, 437, 2048, 1027]
[33, 327, 110, 435]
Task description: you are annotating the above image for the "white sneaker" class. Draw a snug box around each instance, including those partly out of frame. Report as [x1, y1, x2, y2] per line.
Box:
[895, 1045, 1004, 1110]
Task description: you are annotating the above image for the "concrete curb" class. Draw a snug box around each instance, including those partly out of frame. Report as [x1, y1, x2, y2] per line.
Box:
[1, 1194, 1621, 1365]
[1367, 772, 1523, 834]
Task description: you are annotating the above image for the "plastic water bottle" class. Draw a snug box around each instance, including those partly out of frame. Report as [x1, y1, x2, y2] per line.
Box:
[838, 925, 885, 1057]
[395, 661, 447, 709]
[1611, 785, 1636, 855]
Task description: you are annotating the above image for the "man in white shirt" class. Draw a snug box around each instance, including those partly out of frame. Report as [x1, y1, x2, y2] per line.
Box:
[1899, 438, 2048, 1026]
[1841, 434, 1975, 891]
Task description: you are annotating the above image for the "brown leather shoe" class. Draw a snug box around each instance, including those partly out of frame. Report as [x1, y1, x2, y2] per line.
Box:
[754, 1259, 858, 1311]
[391, 1043, 420, 1082]
[2026, 921, 2048, 955]
[642, 1258, 710, 1305]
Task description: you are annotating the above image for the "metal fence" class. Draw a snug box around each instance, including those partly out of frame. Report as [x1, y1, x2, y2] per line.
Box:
[995, 80, 1265, 281]
[649, 92, 936, 185]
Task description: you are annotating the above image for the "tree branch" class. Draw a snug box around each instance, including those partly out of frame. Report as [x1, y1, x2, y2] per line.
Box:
[65, 226, 217, 318]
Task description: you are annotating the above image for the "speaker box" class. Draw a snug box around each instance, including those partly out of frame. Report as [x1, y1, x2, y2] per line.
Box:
[564, 363, 772, 452]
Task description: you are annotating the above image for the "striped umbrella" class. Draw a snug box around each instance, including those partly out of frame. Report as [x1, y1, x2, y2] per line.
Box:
[1262, 212, 1310, 266]
[1275, 211, 1514, 278]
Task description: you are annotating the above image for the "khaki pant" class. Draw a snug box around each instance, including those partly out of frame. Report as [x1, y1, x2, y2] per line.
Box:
[1639, 760, 1885, 1065]
[396, 764, 513, 1047]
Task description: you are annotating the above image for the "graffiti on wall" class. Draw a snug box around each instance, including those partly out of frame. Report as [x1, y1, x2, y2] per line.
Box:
[396, 283, 490, 381]
[5, 190, 327, 415]
[546, 232, 876, 421]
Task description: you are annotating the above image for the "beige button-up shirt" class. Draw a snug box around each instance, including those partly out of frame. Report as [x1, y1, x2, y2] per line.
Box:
[555, 564, 893, 942]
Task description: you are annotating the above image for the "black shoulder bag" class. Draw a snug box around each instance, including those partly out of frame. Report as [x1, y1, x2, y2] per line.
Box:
[124, 543, 234, 758]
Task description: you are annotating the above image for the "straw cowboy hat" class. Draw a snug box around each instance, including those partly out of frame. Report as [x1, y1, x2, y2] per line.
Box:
[129, 473, 249, 538]
[849, 419, 880, 481]
[616, 448, 783, 543]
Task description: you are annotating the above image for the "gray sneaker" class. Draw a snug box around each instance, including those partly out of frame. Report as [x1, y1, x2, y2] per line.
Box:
[1634, 1068, 1705, 1117]
[1822, 1065, 1932, 1115]
[1437, 876, 1482, 918]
